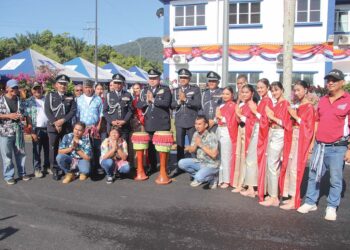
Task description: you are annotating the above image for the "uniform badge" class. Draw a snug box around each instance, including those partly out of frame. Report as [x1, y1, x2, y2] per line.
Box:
[186, 91, 195, 97]
[157, 89, 165, 95]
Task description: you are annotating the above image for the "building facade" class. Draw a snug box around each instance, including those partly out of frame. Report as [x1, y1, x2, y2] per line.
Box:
[159, 0, 350, 88]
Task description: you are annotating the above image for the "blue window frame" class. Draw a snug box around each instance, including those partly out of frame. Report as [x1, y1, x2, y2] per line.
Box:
[229, 1, 261, 25]
[296, 0, 321, 23]
[174, 4, 206, 28]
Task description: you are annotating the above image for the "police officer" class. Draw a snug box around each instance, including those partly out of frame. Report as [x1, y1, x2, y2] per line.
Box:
[136, 69, 172, 175]
[171, 68, 201, 175]
[44, 74, 77, 180]
[199, 71, 223, 132]
[103, 73, 133, 140]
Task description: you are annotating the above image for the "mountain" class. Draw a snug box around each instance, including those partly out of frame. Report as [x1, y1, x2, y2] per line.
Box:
[114, 37, 163, 64]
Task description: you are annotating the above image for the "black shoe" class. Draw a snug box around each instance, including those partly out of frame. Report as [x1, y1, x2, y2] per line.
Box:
[146, 167, 157, 176]
[52, 170, 60, 181]
[21, 175, 31, 181]
[169, 168, 184, 178]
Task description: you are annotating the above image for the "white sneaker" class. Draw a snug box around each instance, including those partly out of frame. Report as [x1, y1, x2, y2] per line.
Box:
[324, 207, 337, 221]
[209, 181, 218, 190]
[190, 180, 202, 187]
[297, 203, 318, 214]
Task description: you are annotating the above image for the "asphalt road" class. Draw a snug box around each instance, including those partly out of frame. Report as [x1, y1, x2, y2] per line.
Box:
[0, 143, 349, 250]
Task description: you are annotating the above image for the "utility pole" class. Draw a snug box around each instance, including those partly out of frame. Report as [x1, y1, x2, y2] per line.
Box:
[222, 0, 229, 87]
[282, 0, 296, 101]
[95, 0, 98, 85]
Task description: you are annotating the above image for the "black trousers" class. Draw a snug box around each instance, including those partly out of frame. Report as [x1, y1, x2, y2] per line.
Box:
[175, 126, 195, 162]
[32, 128, 50, 170]
[48, 131, 65, 171]
[147, 132, 157, 170]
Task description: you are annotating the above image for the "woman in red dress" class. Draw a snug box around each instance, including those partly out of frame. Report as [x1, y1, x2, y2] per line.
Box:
[259, 81, 292, 207]
[215, 86, 237, 188]
[240, 78, 273, 198]
[230, 85, 256, 193]
[279, 80, 316, 210]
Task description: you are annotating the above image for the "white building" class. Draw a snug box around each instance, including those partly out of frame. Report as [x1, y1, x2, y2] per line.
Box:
[159, 0, 350, 88]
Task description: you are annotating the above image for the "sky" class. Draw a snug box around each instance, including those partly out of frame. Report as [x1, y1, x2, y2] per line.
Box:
[0, 0, 164, 45]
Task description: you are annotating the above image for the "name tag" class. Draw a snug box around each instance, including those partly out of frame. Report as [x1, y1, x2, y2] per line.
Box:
[157, 89, 165, 95]
[65, 97, 73, 101]
[122, 97, 130, 101]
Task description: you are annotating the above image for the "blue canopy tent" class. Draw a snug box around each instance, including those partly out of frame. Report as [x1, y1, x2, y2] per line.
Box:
[64, 57, 113, 82]
[0, 49, 88, 82]
[128, 66, 148, 80]
[102, 63, 147, 84]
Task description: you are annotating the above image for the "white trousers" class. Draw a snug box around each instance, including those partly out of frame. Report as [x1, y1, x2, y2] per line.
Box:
[266, 128, 284, 197]
[282, 128, 299, 197]
[244, 123, 259, 186]
[217, 126, 232, 184]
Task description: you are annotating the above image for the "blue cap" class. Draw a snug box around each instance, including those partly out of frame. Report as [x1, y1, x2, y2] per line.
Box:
[6, 79, 19, 89]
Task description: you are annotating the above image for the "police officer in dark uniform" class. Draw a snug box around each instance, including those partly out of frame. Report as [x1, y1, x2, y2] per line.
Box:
[199, 71, 223, 132]
[136, 69, 172, 175]
[44, 74, 77, 180]
[171, 68, 201, 175]
[103, 73, 133, 140]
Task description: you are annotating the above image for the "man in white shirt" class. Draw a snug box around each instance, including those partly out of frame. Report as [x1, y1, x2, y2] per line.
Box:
[25, 82, 50, 178]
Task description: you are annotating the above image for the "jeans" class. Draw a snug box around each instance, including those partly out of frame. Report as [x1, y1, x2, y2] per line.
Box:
[0, 135, 26, 181]
[305, 144, 347, 208]
[32, 128, 50, 170]
[100, 159, 130, 177]
[178, 158, 219, 184]
[56, 154, 90, 175]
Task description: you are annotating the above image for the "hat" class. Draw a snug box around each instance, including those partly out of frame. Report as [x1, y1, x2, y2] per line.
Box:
[55, 74, 70, 83]
[112, 73, 125, 83]
[324, 69, 345, 81]
[178, 68, 192, 78]
[148, 69, 161, 78]
[83, 79, 94, 87]
[6, 79, 18, 89]
[207, 71, 221, 81]
[31, 82, 42, 90]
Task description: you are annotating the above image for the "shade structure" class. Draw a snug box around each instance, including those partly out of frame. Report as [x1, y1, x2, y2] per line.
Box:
[64, 57, 113, 82]
[0, 49, 88, 82]
[128, 66, 148, 80]
[102, 63, 147, 84]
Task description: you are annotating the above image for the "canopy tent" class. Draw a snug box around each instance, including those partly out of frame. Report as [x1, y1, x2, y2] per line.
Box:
[102, 63, 147, 84]
[64, 57, 113, 82]
[128, 66, 148, 80]
[0, 49, 88, 82]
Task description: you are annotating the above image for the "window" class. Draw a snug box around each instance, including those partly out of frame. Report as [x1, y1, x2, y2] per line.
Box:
[278, 72, 316, 86]
[175, 4, 206, 27]
[190, 72, 208, 87]
[335, 10, 349, 33]
[229, 2, 261, 25]
[229, 72, 261, 90]
[296, 0, 320, 23]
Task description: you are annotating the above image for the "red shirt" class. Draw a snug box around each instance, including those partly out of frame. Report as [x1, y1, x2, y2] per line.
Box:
[316, 92, 350, 143]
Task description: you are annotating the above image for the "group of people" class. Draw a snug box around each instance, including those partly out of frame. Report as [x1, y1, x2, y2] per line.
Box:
[0, 67, 349, 221]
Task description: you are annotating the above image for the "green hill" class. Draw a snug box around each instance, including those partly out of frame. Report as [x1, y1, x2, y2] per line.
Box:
[114, 37, 163, 64]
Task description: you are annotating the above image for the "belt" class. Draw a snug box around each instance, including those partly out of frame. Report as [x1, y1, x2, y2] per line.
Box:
[323, 141, 348, 147]
[218, 124, 227, 127]
[36, 127, 47, 130]
[293, 126, 300, 129]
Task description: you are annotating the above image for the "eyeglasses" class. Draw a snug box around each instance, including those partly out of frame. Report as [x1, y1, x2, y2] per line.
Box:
[75, 89, 83, 92]
[326, 78, 341, 84]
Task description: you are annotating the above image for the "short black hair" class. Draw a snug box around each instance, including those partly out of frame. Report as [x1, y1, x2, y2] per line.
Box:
[74, 121, 86, 130]
[196, 115, 209, 125]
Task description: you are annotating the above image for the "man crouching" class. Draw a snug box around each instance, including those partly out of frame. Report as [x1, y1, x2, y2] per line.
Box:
[56, 122, 91, 184]
[178, 115, 220, 189]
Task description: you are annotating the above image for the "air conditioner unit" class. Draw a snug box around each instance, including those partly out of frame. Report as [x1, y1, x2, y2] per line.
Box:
[338, 35, 350, 45]
[172, 54, 187, 64]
